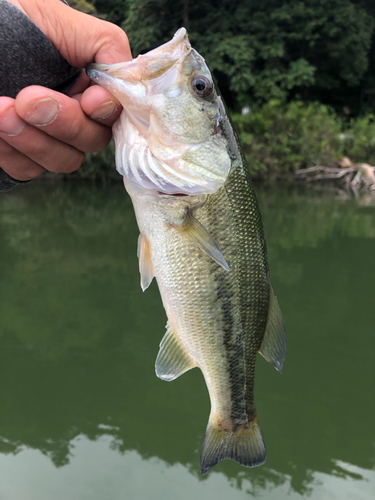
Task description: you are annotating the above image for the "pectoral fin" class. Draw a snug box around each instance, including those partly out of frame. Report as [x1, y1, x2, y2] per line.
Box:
[137, 234, 154, 291]
[156, 324, 196, 381]
[259, 287, 287, 373]
[176, 210, 230, 271]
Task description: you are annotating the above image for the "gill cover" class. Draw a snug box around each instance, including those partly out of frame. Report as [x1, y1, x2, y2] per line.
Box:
[87, 28, 231, 195]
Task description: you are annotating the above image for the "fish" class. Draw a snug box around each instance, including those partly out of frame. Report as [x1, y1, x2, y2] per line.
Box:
[87, 28, 286, 475]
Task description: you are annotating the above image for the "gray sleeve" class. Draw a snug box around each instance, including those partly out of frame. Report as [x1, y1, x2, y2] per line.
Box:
[0, 168, 30, 191]
[0, 0, 82, 192]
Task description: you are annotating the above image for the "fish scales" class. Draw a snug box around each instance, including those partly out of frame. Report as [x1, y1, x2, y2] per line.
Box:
[87, 27, 286, 474]
[197, 161, 270, 424]
[223, 165, 270, 409]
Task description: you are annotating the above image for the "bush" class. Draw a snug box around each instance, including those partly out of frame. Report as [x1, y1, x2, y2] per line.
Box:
[340, 115, 375, 165]
[67, 139, 119, 183]
[231, 100, 343, 177]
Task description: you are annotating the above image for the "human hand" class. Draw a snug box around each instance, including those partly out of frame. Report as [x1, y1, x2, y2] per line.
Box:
[0, 0, 131, 181]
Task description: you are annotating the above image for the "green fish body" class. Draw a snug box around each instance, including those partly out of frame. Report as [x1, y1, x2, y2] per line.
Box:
[87, 28, 286, 474]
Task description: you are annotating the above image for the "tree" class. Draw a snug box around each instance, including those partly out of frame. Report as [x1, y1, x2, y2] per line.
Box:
[69, 0, 97, 15]
[92, 0, 128, 25]
[94, 0, 375, 113]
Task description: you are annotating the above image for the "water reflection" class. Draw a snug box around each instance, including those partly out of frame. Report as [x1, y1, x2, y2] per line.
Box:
[0, 436, 374, 500]
[0, 182, 374, 498]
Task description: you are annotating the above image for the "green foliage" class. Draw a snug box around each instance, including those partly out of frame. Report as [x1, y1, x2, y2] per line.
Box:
[340, 115, 375, 165]
[92, 0, 128, 24]
[74, 139, 118, 183]
[118, 0, 374, 112]
[232, 101, 375, 177]
[69, 0, 97, 15]
[232, 101, 343, 177]
[122, 0, 171, 55]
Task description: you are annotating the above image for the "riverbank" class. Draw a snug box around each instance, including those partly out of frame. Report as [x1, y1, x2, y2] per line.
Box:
[295, 158, 375, 192]
[232, 101, 375, 179]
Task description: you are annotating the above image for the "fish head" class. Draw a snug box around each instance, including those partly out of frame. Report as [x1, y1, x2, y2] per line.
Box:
[87, 28, 232, 195]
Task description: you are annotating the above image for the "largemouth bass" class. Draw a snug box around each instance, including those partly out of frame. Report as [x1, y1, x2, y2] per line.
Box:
[87, 28, 286, 474]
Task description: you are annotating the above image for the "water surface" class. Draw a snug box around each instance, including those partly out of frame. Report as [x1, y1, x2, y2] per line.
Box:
[0, 182, 374, 499]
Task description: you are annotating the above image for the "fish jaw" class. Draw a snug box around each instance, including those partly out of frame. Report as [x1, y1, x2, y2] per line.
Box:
[86, 28, 191, 119]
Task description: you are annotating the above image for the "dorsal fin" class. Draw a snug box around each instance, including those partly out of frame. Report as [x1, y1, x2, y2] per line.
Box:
[137, 234, 154, 291]
[258, 286, 287, 373]
[155, 324, 196, 381]
[175, 210, 230, 271]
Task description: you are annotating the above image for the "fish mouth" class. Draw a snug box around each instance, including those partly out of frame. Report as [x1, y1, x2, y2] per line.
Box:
[87, 28, 191, 85]
[158, 191, 190, 197]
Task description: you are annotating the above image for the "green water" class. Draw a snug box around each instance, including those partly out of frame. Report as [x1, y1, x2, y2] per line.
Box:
[0, 182, 374, 500]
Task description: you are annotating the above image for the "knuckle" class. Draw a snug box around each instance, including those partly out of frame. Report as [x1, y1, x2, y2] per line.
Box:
[108, 24, 128, 44]
[20, 163, 44, 180]
[61, 151, 85, 173]
[63, 117, 82, 142]
[98, 23, 130, 55]
[0, 137, 13, 157]
[29, 140, 50, 159]
[88, 128, 112, 152]
[0, 140, 43, 180]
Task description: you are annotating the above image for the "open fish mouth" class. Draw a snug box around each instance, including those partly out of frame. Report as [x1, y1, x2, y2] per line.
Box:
[87, 28, 191, 93]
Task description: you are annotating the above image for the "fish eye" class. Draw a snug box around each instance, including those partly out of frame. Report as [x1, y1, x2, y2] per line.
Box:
[191, 75, 213, 98]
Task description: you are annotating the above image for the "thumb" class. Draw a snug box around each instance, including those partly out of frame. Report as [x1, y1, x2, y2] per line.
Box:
[15, 0, 132, 66]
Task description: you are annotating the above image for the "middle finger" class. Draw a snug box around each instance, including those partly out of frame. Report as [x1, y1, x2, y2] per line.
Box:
[0, 102, 84, 173]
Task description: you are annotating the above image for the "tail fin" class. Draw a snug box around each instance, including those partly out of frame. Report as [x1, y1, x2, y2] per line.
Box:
[200, 410, 266, 475]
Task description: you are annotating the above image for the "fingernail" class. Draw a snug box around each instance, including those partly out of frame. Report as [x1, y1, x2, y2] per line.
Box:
[91, 101, 118, 120]
[0, 106, 26, 136]
[26, 98, 59, 126]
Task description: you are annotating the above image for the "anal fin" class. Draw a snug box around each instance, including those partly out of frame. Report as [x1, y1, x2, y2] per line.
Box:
[137, 234, 154, 291]
[155, 324, 196, 381]
[259, 286, 287, 373]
